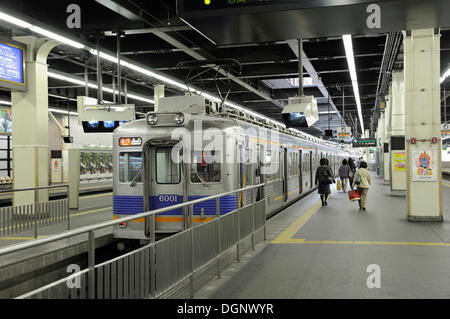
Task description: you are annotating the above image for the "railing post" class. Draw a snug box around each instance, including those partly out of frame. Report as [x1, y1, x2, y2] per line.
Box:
[236, 191, 240, 263]
[150, 222, 156, 298]
[88, 229, 96, 299]
[66, 186, 71, 230]
[189, 204, 194, 299]
[34, 188, 38, 239]
[262, 186, 267, 241]
[216, 197, 221, 279]
[251, 190, 255, 251]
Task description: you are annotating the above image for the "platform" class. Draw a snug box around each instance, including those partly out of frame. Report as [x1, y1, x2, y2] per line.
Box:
[197, 174, 450, 299]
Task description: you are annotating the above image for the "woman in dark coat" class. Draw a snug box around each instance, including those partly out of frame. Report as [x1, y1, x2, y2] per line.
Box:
[348, 158, 357, 186]
[315, 158, 335, 207]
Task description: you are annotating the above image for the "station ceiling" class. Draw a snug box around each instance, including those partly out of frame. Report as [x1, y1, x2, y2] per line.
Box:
[0, 0, 449, 139]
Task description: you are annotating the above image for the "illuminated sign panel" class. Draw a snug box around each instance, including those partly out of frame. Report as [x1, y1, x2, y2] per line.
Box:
[0, 37, 26, 92]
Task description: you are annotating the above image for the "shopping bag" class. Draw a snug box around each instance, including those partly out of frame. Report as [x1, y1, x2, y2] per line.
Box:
[336, 179, 341, 191]
[348, 189, 360, 201]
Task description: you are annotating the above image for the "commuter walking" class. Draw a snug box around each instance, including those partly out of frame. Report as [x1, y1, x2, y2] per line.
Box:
[339, 159, 350, 193]
[348, 158, 356, 186]
[315, 158, 335, 207]
[352, 161, 371, 211]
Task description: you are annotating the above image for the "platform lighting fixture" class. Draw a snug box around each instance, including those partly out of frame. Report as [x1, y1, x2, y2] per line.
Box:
[47, 71, 154, 104]
[0, 100, 12, 105]
[48, 108, 78, 116]
[440, 67, 450, 84]
[342, 34, 365, 137]
[0, 9, 331, 143]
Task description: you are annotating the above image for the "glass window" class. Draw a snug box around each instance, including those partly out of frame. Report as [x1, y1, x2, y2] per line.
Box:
[119, 152, 142, 183]
[156, 147, 181, 184]
[191, 151, 221, 183]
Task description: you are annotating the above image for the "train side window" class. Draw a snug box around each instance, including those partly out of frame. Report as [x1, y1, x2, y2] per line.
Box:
[119, 152, 142, 183]
[191, 151, 221, 183]
[156, 147, 181, 184]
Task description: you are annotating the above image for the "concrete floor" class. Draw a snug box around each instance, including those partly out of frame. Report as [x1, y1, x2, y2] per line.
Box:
[197, 175, 450, 299]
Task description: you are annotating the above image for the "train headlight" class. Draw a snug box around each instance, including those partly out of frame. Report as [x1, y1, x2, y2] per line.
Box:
[174, 113, 185, 125]
[147, 114, 158, 125]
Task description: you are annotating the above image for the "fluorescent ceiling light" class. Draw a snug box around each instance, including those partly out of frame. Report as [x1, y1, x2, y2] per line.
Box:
[48, 71, 154, 104]
[0, 100, 12, 105]
[0, 9, 346, 146]
[342, 34, 365, 136]
[440, 67, 450, 84]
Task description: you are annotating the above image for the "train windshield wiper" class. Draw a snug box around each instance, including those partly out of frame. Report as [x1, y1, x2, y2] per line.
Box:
[193, 169, 207, 186]
[130, 169, 143, 187]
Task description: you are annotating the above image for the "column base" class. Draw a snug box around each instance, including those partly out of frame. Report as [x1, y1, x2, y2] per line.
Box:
[408, 216, 443, 222]
[390, 190, 406, 197]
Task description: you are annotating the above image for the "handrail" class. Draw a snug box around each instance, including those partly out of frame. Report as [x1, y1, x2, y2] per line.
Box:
[0, 183, 264, 257]
[0, 184, 69, 194]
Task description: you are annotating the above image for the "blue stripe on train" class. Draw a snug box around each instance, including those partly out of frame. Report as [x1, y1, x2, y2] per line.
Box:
[113, 194, 237, 216]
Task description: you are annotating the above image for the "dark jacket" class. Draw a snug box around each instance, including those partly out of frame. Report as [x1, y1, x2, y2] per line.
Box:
[315, 165, 335, 195]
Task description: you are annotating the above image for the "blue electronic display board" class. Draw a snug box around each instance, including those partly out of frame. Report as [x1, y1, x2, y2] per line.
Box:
[0, 37, 26, 92]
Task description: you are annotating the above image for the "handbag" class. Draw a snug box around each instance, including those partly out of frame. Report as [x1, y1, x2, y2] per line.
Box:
[336, 179, 341, 191]
[348, 189, 360, 201]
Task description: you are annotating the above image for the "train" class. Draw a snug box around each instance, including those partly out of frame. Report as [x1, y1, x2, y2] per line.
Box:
[112, 95, 356, 242]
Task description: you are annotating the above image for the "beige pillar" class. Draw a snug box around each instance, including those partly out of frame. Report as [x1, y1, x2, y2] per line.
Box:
[11, 37, 59, 205]
[404, 29, 443, 221]
[390, 70, 407, 192]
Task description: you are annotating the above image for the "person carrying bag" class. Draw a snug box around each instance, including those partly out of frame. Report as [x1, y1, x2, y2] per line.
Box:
[351, 161, 371, 211]
[315, 158, 335, 207]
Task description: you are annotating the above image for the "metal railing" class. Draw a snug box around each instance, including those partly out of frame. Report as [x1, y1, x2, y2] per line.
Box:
[3, 183, 265, 299]
[0, 185, 70, 239]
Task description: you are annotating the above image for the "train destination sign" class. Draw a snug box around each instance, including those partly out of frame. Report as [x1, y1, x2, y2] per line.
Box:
[353, 139, 377, 148]
[0, 37, 26, 92]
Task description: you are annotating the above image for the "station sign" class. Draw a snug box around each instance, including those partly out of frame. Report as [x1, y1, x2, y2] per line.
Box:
[353, 139, 377, 148]
[0, 36, 27, 92]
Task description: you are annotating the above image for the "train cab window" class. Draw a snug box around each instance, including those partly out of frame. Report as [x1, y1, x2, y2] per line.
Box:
[119, 152, 142, 183]
[156, 147, 181, 184]
[191, 151, 221, 183]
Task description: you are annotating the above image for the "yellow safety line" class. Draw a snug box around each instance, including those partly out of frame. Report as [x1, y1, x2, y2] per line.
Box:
[284, 239, 450, 247]
[72, 206, 112, 217]
[271, 200, 323, 244]
[443, 182, 450, 188]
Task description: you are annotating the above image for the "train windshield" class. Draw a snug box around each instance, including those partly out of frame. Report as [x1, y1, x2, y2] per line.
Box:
[156, 147, 181, 184]
[119, 152, 143, 183]
[191, 151, 221, 183]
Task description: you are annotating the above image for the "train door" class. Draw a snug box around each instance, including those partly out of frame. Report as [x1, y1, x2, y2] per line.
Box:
[299, 150, 303, 194]
[147, 143, 184, 233]
[282, 148, 288, 202]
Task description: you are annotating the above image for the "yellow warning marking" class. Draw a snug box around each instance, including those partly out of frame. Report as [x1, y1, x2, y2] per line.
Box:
[80, 193, 112, 199]
[284, 240, 450, 247]
[271, 201, 322, 244]
[72, 206, 112, 217]
[443, 182, 450, 188]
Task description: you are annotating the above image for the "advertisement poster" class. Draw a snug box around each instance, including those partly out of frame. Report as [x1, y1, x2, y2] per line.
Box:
[0, 109, 12, 134]
[394, 152, 406, 171]
[51, 159, 62, 183]
[411, 149, 437, 182]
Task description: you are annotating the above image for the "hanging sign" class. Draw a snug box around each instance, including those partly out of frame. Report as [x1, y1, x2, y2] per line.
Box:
[411, 149, 437, 182]
[393, 152, 406, 171]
